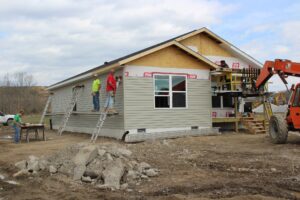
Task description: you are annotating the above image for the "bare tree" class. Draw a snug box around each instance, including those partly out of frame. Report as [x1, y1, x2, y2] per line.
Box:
[0, 72, 47, 114]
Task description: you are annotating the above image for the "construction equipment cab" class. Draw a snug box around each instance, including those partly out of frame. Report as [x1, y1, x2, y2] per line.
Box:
[256, 59, 300, 144]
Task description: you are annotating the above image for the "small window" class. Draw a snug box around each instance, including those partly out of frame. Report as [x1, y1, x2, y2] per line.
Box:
[293, 87, 300, 107]
[223, 95, 234, 108]
[172, 76, 186, 91]
[212, 96, 221, 108]
[155, 96, 170, 108]
[155, 75, 169, 91]
[154, 74, 187, 108]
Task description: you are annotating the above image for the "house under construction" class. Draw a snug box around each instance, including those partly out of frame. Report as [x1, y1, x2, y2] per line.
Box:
[45, 27, 269, 142]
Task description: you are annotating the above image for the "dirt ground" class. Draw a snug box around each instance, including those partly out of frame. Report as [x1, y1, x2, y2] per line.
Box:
[0, 126, 300, 200]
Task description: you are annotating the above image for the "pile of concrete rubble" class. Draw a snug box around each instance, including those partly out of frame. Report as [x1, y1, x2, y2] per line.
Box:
[13, 143, 159, 190]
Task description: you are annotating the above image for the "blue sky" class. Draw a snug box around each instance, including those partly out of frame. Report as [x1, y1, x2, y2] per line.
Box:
[0, 0, 299, 91]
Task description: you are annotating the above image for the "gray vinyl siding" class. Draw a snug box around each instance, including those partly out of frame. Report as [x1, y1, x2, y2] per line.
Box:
[123, 76, 212, 130]
[50, 69, 124, 130]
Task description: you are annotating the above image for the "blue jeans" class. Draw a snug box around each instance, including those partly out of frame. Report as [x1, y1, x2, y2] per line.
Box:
[105, 91, 114, 109]
[13, 125, 20, 143]
[93, 91, 100, 111]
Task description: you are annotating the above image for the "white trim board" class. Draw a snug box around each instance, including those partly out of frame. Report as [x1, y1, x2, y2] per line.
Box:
[125, 66, 210, 80]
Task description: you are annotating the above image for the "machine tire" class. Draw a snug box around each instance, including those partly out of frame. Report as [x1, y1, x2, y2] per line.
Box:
[269, 115, 288, 144]
[6, 119, 14, 126]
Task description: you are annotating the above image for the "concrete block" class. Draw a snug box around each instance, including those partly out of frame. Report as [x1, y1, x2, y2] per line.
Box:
[73, 165, 86, 181]
[144, 169, 158, 177]
[15, 160, 27, 170]
[102, 158, 125, 190]
[49, 165, 57, 173]
[73, 145, 98, 166]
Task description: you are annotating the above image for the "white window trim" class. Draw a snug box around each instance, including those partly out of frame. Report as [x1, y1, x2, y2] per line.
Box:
[153, 74, 188, 109]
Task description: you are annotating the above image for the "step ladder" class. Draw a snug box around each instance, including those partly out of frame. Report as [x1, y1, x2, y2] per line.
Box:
[39, 93, 53, 124]
[58, 85, 84, 136]
[263, 100, 273, 121]
[90, 111, 108, 143]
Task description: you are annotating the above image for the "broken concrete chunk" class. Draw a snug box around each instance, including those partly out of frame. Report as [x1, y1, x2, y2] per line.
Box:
[81, 176, 92, 183]
[105, 153, 113, 161]
[102, 158, 125, 190]
[28, 155, 39, 161]
[58, 160, 76, 176]
[49, 165, 57, 173]
[137, 162, 151, 173]
[126, 170, 139, 180]
[110, 147, 132, 158]
[98, 149, 106, 157]
[27, 156, 40, 172]
[120, 183, 128, 190]
[96, 184, 110, 190]
[119, 149, 132, 157]
[86, 159, 103, 178]
[141, 174, 148, 179]
[73, 165, 86, 181]
[271, 168, 277, 172]
[129, 161, 138, 169]
[38, 159, 49, 170]
[73, 145, 98, 166]
[12, 143, 158, 191]
[15, 160, 27, 170]
[13, 169, 28, 177]
[0, 174, 4, 180]
[5, 180, 19, 185]
[144, 168, 158, 177]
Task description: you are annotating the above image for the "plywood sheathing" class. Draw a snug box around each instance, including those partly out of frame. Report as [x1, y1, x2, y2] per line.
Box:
[127, 46, 212, 70]
[179, 33, 234, 57]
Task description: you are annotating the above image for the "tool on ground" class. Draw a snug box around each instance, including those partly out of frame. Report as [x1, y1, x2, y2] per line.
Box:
[90, 111, 108, 143]
[58, 85, 84, 136]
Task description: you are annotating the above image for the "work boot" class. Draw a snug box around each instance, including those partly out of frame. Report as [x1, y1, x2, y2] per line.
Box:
[107, 109, 114, 116]
[111, 108, 119, 115]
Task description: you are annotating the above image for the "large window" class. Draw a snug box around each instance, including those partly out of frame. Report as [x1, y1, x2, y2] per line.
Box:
[154, 74, 187, 108]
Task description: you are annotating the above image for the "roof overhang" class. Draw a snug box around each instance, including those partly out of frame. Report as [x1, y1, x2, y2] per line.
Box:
[47, 62, 120, 90]
[48, 40, 218, 90]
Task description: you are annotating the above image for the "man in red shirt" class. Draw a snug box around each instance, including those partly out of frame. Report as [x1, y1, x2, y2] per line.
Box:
[104, 69, 118, 114]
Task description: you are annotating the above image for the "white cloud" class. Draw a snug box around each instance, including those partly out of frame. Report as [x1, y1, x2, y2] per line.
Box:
[0, 0, 235, 86]
[238, 14, 300, 92]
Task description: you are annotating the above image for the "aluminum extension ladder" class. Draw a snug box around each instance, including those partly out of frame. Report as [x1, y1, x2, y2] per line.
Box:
[39, 93, 53, 124]
[90, 111, 108, 143]
[263, 100, 273, 121]
[58, 85, 84, 136]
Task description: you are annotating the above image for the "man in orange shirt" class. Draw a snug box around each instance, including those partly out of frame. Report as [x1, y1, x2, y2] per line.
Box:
[104, 69, 118, 114]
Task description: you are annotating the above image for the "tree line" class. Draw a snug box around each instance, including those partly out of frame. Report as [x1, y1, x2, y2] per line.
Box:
[0, 72, 48, 114]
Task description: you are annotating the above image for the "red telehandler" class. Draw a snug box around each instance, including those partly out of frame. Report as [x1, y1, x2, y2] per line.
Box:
[256, 59, 300, 144]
